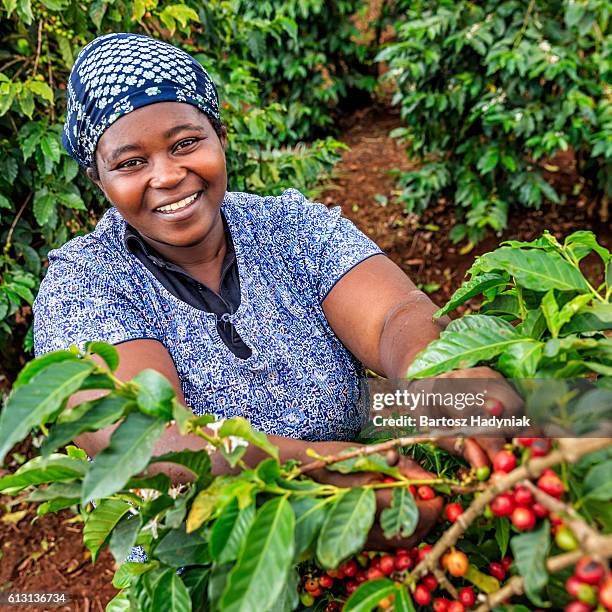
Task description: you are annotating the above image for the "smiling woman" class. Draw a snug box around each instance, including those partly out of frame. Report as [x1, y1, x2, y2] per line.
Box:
[32, 32, 509, 554]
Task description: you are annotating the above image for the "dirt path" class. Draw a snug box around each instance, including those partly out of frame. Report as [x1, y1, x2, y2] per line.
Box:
[322, 106, 610, 310]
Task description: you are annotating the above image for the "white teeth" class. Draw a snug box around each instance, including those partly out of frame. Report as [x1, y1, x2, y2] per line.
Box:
[156, 192, 199, 213]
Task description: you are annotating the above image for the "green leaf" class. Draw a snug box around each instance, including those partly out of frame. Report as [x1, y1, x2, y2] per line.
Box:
[89, 0, 107, 28]
[495, 516, 510, 557]
[327, 450, 402, 479]
[151, 569, 192, 612]
[83, 499, 131, 561]
[0, 454, 87, 492]
[12, 350, 78, 389]
[269, 567, 299, 612]
[105, 590, 131, 612]
[497, 340, 543, 377]
[290, 496, 328, 561]
[564, 231, 610, 263]
[471, 247, 590, 292]
[81, 412, 166, 503]
[407, 315, 524, 378]
[85, 341, 119, 372]
[109, 514, 142, 563]
[132, 369, 176, 420]
[464, 563, 500, 593]
[186, 479, 226, 532]
[32, 189, 56, 226]
[26, 481, 81, 501]
[393, 585, 416, 611]
[511, 520, 550, 606]
[209, 497, 255, 563]
[0, 194, 12, 210]
[0, 360, 94, 464]
[41, 395, 130, 457]
[155, 525, 210, 566]
[344, 579, 396, 611]
[150, 449, 211, 487]
[181, 566, 209, 612]
[220, 497, 295, 612]
[583, 460, 612, 501]
[380, 487, 419, 539]
[40, 133, 61, 161]
[435, 273, 507, 318]
[316, 488, 376, 569]
[219, 417, 279, 461]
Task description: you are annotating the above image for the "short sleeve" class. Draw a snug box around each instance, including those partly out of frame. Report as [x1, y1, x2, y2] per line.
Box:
[279, 189, 383, 302]
[33, 253, 159, 357]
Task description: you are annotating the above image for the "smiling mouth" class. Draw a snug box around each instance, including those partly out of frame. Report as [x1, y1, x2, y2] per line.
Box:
[154, 191, 202, 215]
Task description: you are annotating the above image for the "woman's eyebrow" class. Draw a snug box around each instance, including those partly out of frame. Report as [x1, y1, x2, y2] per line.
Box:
[163, 123, 207, 139]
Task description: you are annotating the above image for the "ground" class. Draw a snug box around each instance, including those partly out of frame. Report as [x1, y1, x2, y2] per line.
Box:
[0, 106, 609, 611]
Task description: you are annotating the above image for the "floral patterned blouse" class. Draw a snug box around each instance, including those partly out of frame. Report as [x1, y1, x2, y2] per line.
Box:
[33, 189, 382, 441]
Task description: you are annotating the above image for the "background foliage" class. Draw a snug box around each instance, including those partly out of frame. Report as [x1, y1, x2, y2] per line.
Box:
[378, 0, 611, 244]
[0, 0, 374, 375]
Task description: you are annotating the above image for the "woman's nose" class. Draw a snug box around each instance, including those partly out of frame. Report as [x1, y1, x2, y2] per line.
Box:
[148, 156, 187, 189]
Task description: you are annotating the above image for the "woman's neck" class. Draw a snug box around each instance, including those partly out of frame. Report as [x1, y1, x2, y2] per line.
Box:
[138, 211, 228, 280]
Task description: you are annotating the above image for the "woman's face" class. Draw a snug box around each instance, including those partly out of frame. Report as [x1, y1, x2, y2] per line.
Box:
[90, 102, 227, 250]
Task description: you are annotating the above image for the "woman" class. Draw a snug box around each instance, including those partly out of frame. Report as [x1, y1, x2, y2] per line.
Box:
[33, 33, 508, 548]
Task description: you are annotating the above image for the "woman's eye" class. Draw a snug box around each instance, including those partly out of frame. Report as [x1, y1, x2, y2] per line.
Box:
[175, 138, 199, 151]
[117, 159, 143, 169]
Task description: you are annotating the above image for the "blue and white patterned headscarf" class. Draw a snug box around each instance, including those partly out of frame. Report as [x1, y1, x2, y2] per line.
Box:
[62, 32, 220, 168]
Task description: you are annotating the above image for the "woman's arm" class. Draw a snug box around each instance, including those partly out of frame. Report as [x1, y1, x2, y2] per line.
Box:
[322, 253, 447, 378]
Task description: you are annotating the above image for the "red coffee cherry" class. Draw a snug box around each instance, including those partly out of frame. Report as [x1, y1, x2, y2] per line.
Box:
[341, 559, 358, 577]
[367, 567, 385, 581]
[516, 437, 536, 446]
[502, 556, 513, 571]
[418, 544, 433, 562]
[345, 580, 359, 595]
[355, 569, 368, 583]
[512, 506, 536, 531]
[433, 598, 450, 612]
[599, 575, 612, 610]
[491, 493, 515, 517]
[484, 397, 504, 416]
[489, 561, 506, 581]
[566, 576, 583, 598]
[395, 554, 413, 570]
[493, 450, 517, 473]
[304, 578, 319, 593]
[379, 555, 395, 575]
[564, 601, 594, 612]
[414, 584, 432, 606]
[530, 438, 552, 457]
[533, 502, 549, 518]
[459, 587, 476, 606]
[537, 469, 565, 498]
[422, 574, 438, 591]
[448, 602, 465, 612]
[575, 557, 605, 585]
[319, 574, 333, 588]
[513, 485, 534, 507]
[418, 485, 435, 500]
[445, 502, 464, 523]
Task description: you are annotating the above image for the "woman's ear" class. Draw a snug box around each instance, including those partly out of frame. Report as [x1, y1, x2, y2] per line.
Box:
[86, 167, 105, 196]
[219, 124, 228, 151]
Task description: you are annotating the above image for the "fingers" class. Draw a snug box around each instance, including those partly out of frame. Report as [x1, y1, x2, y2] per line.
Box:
[434, 437, 490, 469]
[395, 456, 436, 480]
[475, 437, 505, 464]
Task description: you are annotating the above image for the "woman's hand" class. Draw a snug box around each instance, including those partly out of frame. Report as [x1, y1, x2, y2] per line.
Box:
[429, 366, 524, 466]
[303, 441, 443, 549]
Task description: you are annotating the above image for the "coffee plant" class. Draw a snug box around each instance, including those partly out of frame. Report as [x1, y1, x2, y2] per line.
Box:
[0, 0, 376, 376]
[0, 231, 610, 611]
[378, 0, 611, 244]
